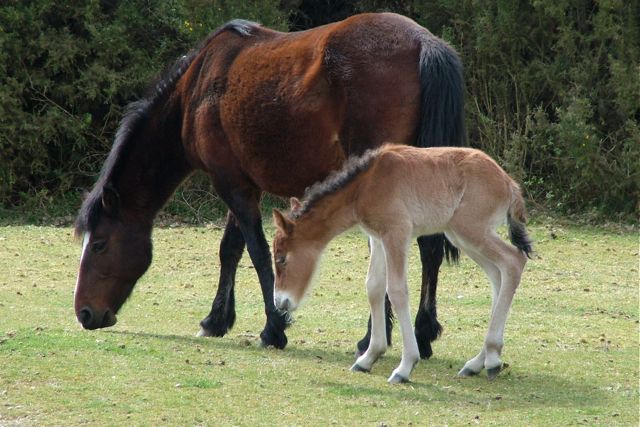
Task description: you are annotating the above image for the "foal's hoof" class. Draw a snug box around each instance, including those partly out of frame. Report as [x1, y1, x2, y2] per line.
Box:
[457, 367, 480, 378]
[350, 363, 370, 373]
[486, 363, 508, 381]
[387, 373, 410, 384]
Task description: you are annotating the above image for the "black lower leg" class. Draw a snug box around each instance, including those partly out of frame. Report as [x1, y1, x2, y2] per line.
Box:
[415, 234, 445, 359]
[357, 290, 394, 356]
[200, 213, 245, 336]
[233, 206, 288, 349]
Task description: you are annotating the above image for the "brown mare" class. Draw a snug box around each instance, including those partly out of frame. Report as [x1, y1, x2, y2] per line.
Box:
[73, 13, 464, 355]
[272, 145, 533, 383]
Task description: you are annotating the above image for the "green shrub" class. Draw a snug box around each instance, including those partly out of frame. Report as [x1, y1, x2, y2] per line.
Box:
[0, 0, 286, 220]
[1, 0, 637, 221]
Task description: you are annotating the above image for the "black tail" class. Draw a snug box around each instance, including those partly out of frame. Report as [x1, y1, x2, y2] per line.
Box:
[416, 35, 465, 261]
[416, 36, 465, 148]
[508, 213, 534, 259]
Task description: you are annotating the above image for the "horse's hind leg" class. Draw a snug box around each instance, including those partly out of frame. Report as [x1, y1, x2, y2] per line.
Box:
[453, 244, 501, 377]
[414, 234, 446, 359]
[352, 237, 387, 373]
[481, 235, 526, 380]
[451, 228, 525, 380]
[198, 212, 244, 337]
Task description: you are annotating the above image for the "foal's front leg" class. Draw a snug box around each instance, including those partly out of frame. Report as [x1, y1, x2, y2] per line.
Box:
[352, 237, 387, 373]
[383, 233, 420, 384]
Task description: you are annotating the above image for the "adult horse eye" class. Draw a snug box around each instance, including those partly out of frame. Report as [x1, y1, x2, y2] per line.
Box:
[91, 240, 107, 254]
[276, 256, 286, 265]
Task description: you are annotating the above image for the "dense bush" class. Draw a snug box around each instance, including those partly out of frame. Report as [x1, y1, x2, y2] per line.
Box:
[1, 0, 637, 220]
[0, 0, 286, 220]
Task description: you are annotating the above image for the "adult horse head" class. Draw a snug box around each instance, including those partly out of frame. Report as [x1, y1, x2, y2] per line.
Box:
[73, 185, 153, 329]
[72, 95, 189, 329]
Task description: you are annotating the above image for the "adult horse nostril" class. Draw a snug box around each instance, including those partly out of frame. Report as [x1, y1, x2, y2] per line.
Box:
[78, 306, 94, 328]
[102, 310, 117, 328]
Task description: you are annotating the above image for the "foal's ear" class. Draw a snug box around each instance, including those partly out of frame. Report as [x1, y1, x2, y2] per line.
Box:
[289, 197, 302, 211]
[101, 184, 120, 216]
[272, 209, 293, 235]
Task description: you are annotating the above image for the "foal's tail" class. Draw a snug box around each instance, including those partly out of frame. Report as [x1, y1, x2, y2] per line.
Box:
[507, 182, 534, 258]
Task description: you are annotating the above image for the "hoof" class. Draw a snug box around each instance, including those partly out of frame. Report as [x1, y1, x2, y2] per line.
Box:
[196, 328, 212, 337]
[259, 328, 288, 350]
[387, 373, 410, 384]
[199, 316, 232, 338]
[457, 367, 480, 378]
[350, 363, 370, 373]
[487, 363, 508, 381]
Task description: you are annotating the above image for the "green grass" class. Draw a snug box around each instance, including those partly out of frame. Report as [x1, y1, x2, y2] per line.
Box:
[0, 222, 638, 426]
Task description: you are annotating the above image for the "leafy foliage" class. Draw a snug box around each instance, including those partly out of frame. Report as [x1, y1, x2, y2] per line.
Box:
[379, 0, 639, 217]
[0, 0, 286, 218]
[1, 0, 637, 220]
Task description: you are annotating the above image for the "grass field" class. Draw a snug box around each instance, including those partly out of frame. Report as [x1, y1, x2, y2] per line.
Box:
[1, 221, 638, 426]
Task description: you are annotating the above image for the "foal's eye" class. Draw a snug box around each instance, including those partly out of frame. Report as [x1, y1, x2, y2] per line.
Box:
[275, 256, 286, 266]
[91, 240, 107, 254]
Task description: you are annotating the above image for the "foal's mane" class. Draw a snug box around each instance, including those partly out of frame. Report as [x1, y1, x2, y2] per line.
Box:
[291, 148, 380, 219]
[75, 20, 258, 237]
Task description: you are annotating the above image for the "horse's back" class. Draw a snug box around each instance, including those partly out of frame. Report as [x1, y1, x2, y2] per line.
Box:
[183, 14, 438, 197]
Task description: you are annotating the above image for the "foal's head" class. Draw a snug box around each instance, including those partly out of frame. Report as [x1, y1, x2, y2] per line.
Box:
[272, 199, 322, 312]
[74, 185, 153, 330]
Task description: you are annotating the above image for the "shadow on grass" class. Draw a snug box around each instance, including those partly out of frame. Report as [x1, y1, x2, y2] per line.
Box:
[102, 329, 610, 411]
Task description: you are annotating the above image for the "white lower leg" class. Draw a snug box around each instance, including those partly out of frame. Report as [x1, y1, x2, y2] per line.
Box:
[483, 263, 522, 373]
[388, 305, 420, 382]
[459, 348, 486, 376]
[353, 298, 386, 371]
[353, 238, 387, 372]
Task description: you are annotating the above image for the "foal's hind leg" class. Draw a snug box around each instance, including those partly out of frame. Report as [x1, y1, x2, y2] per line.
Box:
[453, 245, 502, 377]
[352, 237, 387, 373]
[199, 212, 244, 337]
[451, 229, 525, 380]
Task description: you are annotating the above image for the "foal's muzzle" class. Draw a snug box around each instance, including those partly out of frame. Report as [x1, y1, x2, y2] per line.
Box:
[274, 293, 296, 312]
[77, 305, 117, 330]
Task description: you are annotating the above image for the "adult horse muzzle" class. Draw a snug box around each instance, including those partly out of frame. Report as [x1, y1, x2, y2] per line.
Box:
[77, 305, 117, 330]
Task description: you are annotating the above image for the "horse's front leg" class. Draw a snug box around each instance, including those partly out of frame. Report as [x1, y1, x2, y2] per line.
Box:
[198, 212, 245, 337]
[221, 190, 289, 349]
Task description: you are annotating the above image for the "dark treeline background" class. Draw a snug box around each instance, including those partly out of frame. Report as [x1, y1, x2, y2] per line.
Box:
[1, 0, 638, 222]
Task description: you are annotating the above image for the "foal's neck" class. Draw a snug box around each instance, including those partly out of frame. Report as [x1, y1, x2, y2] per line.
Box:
[297, 184, 360, 246]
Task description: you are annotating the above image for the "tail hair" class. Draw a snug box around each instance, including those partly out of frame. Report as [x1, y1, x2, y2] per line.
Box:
[507, 183, 533, 258]
[417, 37, 465, 148]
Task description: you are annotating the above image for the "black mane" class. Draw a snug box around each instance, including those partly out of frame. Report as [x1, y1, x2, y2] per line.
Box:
[291, 148, 380, 219]
[74, 20, 259, 237]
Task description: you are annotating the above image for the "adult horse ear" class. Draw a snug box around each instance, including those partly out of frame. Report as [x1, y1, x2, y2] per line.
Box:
[290, 197, 302, 211]
[102, 184, 120, 216]
[272, 209, 293, 235]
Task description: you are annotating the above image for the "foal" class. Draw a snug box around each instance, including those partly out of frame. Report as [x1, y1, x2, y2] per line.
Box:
[272, 144, 532, 383]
